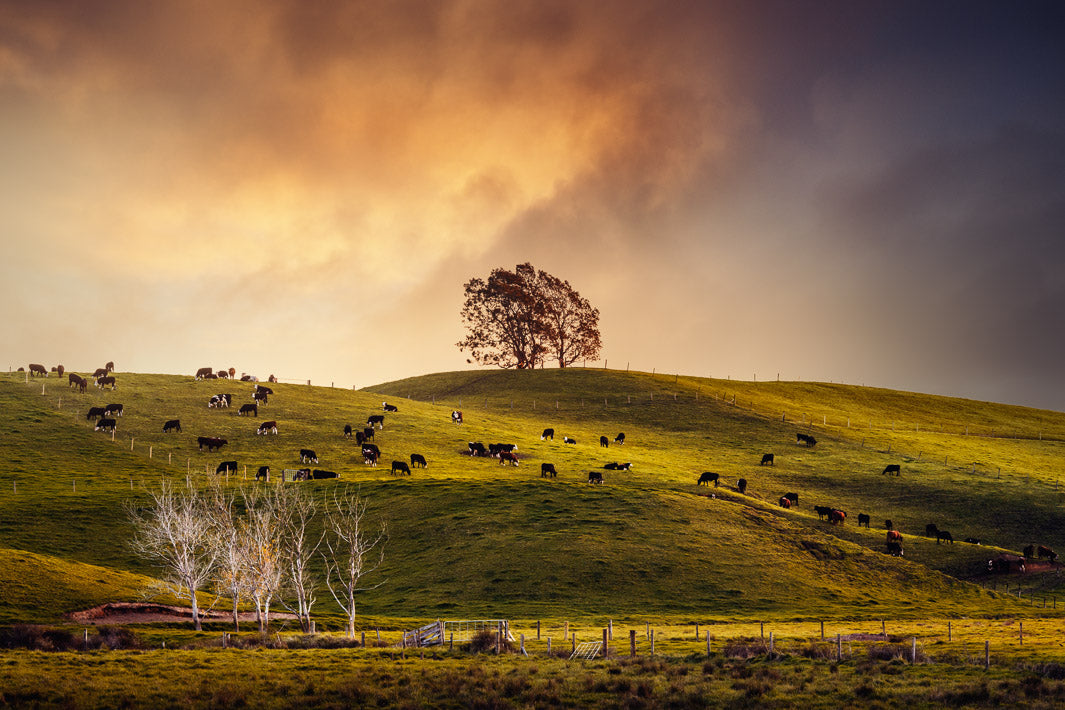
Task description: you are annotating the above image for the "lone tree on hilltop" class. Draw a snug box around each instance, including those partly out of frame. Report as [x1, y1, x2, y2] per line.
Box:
[457, 263, 601, 368]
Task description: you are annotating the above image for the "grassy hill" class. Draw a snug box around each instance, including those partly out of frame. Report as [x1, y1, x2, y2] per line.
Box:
[1, 367, 1062, 625]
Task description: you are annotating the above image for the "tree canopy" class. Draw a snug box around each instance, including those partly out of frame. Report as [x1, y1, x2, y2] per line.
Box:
[457, 263, 601, 369]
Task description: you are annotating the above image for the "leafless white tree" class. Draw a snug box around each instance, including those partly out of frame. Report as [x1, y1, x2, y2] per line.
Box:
[323, 491, 386, 638]
[275, 484, 322, 633]
[241, 486, 286, 634]
[205, 482, 251, 632]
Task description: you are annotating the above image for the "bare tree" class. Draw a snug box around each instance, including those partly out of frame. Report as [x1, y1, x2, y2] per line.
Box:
[322, 491, 386, 639]
[241, 486, 286, 634]
[127, 480, 219, 631]
[275, 484, 322, 633]
[205, 482, 251, 632]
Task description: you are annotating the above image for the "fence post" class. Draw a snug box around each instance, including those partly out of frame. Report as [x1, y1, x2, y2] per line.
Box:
[706, 631, 711, 658]
[1019, 621, 1023, 645]
[650, 629, 655, 657]
[602, 628, 608, 656]
[547, 637, 551, 654]
[985, 640, 990, 669]
[630, 629, 636, 657]
[608, 619, 613, 641]
[911, 637, 917, 664]
[537, 620, 541, 640]
[836, 633, 841, 661]
[948, 621, 952, 642]
[820, 620, 824, 640]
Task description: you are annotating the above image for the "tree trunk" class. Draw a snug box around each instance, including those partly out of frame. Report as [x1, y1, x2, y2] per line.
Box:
[191, 592, 202, 632]
[231, 596, 240, 632]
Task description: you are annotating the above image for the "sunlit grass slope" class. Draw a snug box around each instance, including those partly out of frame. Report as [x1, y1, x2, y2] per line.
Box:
[0, 368, 1062, 624]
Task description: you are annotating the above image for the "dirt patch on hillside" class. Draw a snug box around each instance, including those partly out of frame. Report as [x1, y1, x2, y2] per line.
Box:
[67, 602, 296, 625]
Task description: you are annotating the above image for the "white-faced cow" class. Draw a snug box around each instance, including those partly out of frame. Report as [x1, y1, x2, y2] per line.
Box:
[299, 449, 318, 463]
[614, 433, 626, 445]
[451, 410, 463, 424]
[163, 419, 181, 433]
[367, 414, 385, 429]
[256, 385, 273, 396]
[499, 452, 519, 466]
[588, 471, 604, 484]
[195, 367, 213, 379]
[362, 446, 380, 466]
[541, 463, 557, 478]
[95, 418, 117, 432]
[391, 460, 411, 475]
[239, 403, 258, 417]
[343, 424, 353, 438]
[253, 390, 268, 405]
[697, 472, 720, 487]
[96, 376, 116, 390]
[410, 453, 427, 468]
[1038, 545, 1058, 562]
[779, 496, 792, 509]
[257, 421, 278, 435]
[208, 394, 232, 408]
[104, 404, 124, 417]
[383, 402, 398, 412]
[468, 442, 487, 457]
[604, 462, 632, 471]
[563, 437, 577, 445]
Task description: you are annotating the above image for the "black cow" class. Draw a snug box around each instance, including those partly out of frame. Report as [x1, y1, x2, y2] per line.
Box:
[104, 403, 124, 417]
[163, 419, 182, 433]
[96, 376, 116, 390]
[312, 469, 338, 479]
[93, 367, 109, 378]
[216, 461, 238, 475]
[796, 433, 816, 446]
[697, 472, 720, 487]
[451, 410, 463, 424]
[239, 403, 258, 417]
[737, 478, 748, 494]
[813, 505, 832, 521]
[383, 402, 398, 412]
[857, 513, 871, 528]
[925, 523, 940, 538]
[410, 454, 427, 468]
[362, 427, 375, 441]
[95, 418, 117, 432]
[541, 463, 557, 478]
[886, 541, 904, 557]
[257, 421, 278, 435]
[563, 437, 577, 445]
[614, 433, 626, 445]
[253, 390, 268, 405]
[343, 424, 353, 438]
[86, 406, 106, 420]
[499, 452, 519, 466]
[783, 492, 799, 505]
[256, 385, 273, 395]
[604, 462, 633, 471]
[390, 460, 411, 475]
[760, 453, 774, 466]
[195, 367, 213, 379]
[367, 414, 385, 429]
[468, 442, 487, 457]
[541, 428, 554, 440]
[1037, 545, 1058, 562]
[197, 437, 228, 452]
[882, 464, 901, 476]
[355, 431, 367, 445]
[299, 449, 318, 463]
[489, 443, 517, 457]
[600, 436, 609, 448]
[588, 471, 604, 484]
[936, 530, 954, 545]
[256, 466, 270, 481]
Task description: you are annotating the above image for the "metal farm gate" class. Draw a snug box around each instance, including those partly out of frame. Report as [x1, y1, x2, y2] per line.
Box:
[401, 619, 514, 648]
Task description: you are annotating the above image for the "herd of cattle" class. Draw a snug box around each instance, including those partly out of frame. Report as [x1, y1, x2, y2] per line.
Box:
[27, 362, 1060, 574]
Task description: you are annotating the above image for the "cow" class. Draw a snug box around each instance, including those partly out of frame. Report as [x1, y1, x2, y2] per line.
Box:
[468, 442, 487, 457]
[208, 393, 232, 408]
[383, 402, 398, 412]
[796, 433, 816, 446]
[355, 431, 367, 445]
[362, 447, 380, 466]
[391, 460, 411, 476]
[760, 453, 774, 466]
[563, 437, 577, 445]
[882, 464, 901, 476]
[93, 367, 108, 378]
[312, 469, 338, 479]
[95, 418, 117, 432]
[257, 421, 278, 435]
[239, 403, 258, 417]
[600, 436, 609, 448]
[614, 433, 626, 445]
[737, 478, 748, 494]
[989, 554, 1025, 574]
[783, 492, 799, 505]
[887, 530, 903, 543]
[541, 428, 555, 440]
[604, 462, 633, 471]
[829, 509, 846, 525]
[105, 361, 114, 373]
[197, 437, 228, 452]
[28, 363, 47, 377]
[53, 365, 65, 377]
[367, 414, 385, 429]
[343, 424, 353, 438]
[857, 513, 871, 528]
[499, 452, 519, 466]
[886, 541, 904, 557]
[925, 524, 939, 538]
[86, 406, 107, 421]
[268, 375, 277, 383]
[778, 496, 792, 509]
[203, 373, 218, 379]
[256, 385, 274, 396]
[697, 472, 720, 487]
[1037, 545, 1058, 562]
[541, 463, 557, 478]
[588, 471, 604, 484]
[216, 461, 238, 475]
[96, 376, 116, 390]
[936, 530, 954, 544]
[68, 373, 82, 387]
[104, 404, 124, 417]
[163, 419, 182, 433]
[299, 449, 318, 464]
[256, 466, 270, 481]
[814, 505, 832, 521]
[451, 410, 463, 424]
[253, 390, 268, 405]
[216, 370, 229, 379]
[410, 454, 427, 468]
[965, 538, 982, 545]
[489, 443, 517, 457]
[1023, 544, 1035, 560]
[71, 375, 87, 392]
[195, 367, 213, 379]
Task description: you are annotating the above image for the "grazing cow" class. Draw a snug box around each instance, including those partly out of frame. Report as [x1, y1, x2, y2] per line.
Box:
[105, 361, 114, 373]
[563, 437, 577, 445]
[55, 365, 65, 377]
[760, 453, 774, 466]
[391, 460, 411, 476]
[697, 472, 720, 487]
[203, 373, 218, 379]
[886, 541, 904, 557]
[86, 406, 107, 421]
[362, 427, 375, 441]
[829, 509, 846, 525]
[989, 554, 1025, 574]
[216, 461, 238, 475]
[604, 462, 621, 470]
[885, 519, 893, 530]
[489, 443, 517, 457]
[256, 385, 274, 396]
[216, 370, 229, 379]
[257, 421, 278, 435]
[383, 402, 398, 412]
[1023, 544, 1035, 560]
[936, 530, 954, 544]
[104, 403, 124, 417]
[208, 393, 232, 408]
[72, 375, 87, 392]
[28, 364, 47, 377]
[410, 453, 427, 468]
[299, 449, 318, 464]
[468, 442, 487, 457]
[779, 496, 792, 509]
[886, 530, 903, 543]
[239, 403, 258, 417]
[96, 376, 116, 390]
[541, 463, 557, 478]
[813, 505, 832, 521]
[796, 433, 817, 446]
[600, 436, 609, 448]
[362, 446, 380, 466]
[367, 414, 385, 429]
[541, 428, 555, 440]
[857, 513, 871, 528]
[783, 492, 799, 505]
[95, 418, 117, 432]
[499, 452, 519, 466]
[451, 410, 463, 424]
[68, 373, 82, 387]
[965, 538, 982, 545]
[1037, 545, 1058, 563]
[925, 523, 940, 538]
[614, 433, 626, 445]
[312, 469, 338, 479]
[93, 368, 108, 378]
[588, 471, 604, 484]
[355, 431, 367, 445]
[163, 419, 182, 433]
[343, 424, 353, 438]
[882, 464, 901, 476]
[737, 478, 748, 494]
[197, 437, 228, 452]
[253, 390, 268, 405]
[195, 367, 213, 379]
[256, 466, 270, 481]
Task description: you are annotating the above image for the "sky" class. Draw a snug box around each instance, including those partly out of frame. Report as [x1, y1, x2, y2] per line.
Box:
[2, 1, 1064, 410]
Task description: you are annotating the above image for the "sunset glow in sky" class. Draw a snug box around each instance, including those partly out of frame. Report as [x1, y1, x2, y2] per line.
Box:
[3, 1, 1064, 409]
